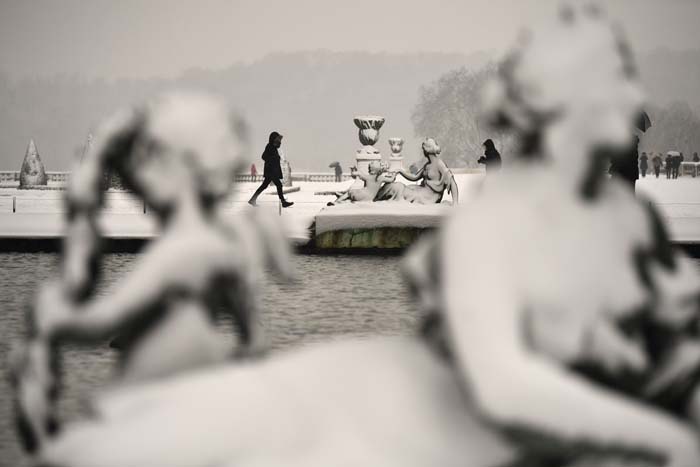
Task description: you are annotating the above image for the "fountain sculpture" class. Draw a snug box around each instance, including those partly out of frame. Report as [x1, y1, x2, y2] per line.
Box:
[375, 138, 459, 205]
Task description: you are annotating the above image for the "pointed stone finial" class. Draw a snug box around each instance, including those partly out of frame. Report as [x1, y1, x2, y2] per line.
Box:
[19, 139, 48, 188]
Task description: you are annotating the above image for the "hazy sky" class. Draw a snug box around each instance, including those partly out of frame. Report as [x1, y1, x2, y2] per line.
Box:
[1, 0, 699, 80]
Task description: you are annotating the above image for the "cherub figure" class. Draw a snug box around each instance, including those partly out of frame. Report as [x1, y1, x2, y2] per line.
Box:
[375, 138, 459, 204]
[327, 160, 394, 205]
[10, 92, 294, 453]
[405, 6, 700, 466]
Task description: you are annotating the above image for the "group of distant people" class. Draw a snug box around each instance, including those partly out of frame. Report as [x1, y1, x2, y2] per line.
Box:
[639, 151, 700, 179]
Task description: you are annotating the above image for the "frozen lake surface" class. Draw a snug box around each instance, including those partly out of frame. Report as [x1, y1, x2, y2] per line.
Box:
[0, 252, 421, 466]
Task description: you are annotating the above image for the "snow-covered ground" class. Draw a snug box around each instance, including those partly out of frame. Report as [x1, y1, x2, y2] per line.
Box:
[1, 173, 698, 244]
[636, 175, 700, 243]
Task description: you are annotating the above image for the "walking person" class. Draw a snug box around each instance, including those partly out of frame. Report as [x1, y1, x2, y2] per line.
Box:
[639, 152, 648, 177]
[250, 163, 258, 179]
[248, 132, 294, 207]
[651, 153, 662, 178]
[477, 139, 502, 173]
[665, 152, 672, 179]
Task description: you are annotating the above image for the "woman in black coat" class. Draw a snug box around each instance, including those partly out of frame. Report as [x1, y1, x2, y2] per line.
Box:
[248, 131, 293, 207]
[477, 139, 502, 173]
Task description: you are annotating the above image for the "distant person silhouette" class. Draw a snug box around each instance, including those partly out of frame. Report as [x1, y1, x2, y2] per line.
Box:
[639, 152, 648, 177]
[248, 132, 293, 207]
[334, 164, 342, 182]
[250, 163, 258, 179]
[651, 153, 661, 178]
[693, 152, 699, 163]
[672, 152, 682, 179]
[608, 135, 640, 188]
[665, 153, 672, 179]
[477, 139, 502, 173]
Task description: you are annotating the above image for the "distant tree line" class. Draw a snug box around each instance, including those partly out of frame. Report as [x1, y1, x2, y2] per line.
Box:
[412, 67, 700, 167]
[640, 101, 700, 157]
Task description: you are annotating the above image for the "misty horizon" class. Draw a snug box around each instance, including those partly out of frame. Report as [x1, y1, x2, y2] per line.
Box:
[1, 0, 700, 172]
[2, 0, 700, 81]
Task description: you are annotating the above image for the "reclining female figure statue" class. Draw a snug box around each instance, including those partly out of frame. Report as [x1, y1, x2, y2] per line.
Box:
[375, 138, 459, 205]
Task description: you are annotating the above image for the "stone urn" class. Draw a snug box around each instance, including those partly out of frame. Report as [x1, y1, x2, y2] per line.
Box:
[19, 139, 48, 188]
[353, 115, 384, 172]
[387, 137, 404, 172]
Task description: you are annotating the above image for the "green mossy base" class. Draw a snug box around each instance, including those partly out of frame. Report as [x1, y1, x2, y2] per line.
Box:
[314, 227, 431, 249]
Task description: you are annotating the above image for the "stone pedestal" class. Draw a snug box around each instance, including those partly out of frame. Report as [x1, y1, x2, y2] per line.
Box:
[355, 148, 382, 174]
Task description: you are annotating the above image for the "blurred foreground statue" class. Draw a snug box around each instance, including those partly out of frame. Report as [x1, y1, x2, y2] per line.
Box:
[10, 91, 294, 456]
[406, 4, 700, 466]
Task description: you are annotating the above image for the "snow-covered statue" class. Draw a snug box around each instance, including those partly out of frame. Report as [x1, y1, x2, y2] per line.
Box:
[405, 5, 700, 465]
[388, 137, 404, 158]
[375, 138, 459, 204]
[327, 160, 394, 205]
[10, 92, 294, 455]
[388, 137, 404, 171]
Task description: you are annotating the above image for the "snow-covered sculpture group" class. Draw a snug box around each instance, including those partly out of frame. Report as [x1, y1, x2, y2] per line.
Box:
[330, 137, 459, 205]
[10, 6, 700, 466]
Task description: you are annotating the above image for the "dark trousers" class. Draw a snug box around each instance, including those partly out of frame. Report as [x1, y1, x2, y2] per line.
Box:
[654, 167, 660, 178]
[250, 176, 285, 202]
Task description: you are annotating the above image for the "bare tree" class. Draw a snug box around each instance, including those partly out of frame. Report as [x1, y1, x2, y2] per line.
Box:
[411, 66, 513, 168]
[641, 102, 700, 156]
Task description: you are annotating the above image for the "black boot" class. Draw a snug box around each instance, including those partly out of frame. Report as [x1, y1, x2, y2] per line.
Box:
[281, 200, 294, 208]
